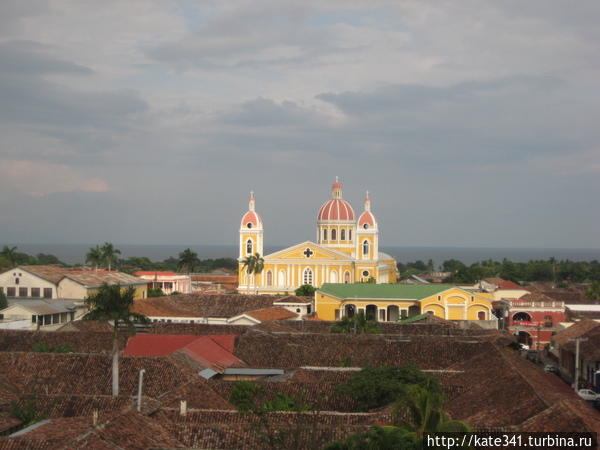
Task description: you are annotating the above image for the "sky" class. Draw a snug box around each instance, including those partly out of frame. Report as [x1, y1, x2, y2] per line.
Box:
[1, 0, 599, 248]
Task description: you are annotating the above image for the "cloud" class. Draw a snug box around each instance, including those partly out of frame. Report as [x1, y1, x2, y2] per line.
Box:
[0, 160, 110, 196]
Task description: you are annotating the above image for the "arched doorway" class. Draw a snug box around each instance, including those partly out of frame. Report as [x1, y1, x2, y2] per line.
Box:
[344, 271, 350, 283]
[278, 270, 286, 286]
[366, 304, 378, 321]
[344, 304, 356, 318]
[477, 311, 486, 320]
[513, 312, 532, 322]
[516, 331, 532, 347]
[387, 305, 399, 322]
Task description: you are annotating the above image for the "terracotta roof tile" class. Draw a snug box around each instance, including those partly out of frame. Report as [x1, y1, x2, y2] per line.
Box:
[244, 306, 298, 322]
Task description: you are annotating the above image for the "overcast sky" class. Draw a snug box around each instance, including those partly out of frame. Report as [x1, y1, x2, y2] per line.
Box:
[1, 0, 599, 248]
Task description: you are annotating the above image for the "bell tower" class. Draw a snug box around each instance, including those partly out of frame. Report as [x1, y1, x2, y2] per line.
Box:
[239, 191, 264, 260]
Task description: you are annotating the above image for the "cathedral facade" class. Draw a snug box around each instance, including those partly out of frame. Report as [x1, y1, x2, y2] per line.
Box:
[238, 179, 399, 295]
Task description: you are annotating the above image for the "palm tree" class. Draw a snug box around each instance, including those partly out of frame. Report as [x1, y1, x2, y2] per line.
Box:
[85, 245, 103, 271]
[101, 242, 121, 271]
[242, 253, 264, 294]
[393, 381, 470, 437]
[177, 248, 200, 273]
[1, 246, 18, 267]
[84, 283, 149, 396]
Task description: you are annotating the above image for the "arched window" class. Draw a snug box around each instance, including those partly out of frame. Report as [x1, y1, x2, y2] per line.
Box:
[246, 239, 253, 254]
[348, 229, 352, 241]
[362, 240, 369, 256]
[341, 229, 346, 241]
[278, 270, 286, 286]
[323, 228, 328, 241]
[544, 315, 553, 327]
[266, 271, 273, 286]
[303, 268, 313, 285]
[331, 229, 337, 240]
[330, 270, 338, 283]
[344, 271, 350, 283]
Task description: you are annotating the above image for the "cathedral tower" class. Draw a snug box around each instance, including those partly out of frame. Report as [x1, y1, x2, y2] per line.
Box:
[239, 191, 263, 260]
[356, 191, 379, 280]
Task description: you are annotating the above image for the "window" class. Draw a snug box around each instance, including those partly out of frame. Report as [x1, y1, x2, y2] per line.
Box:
[303, 268, 313, 285]
[544, 315, 553, 327]
[437, 295, 441, 301]
[31, 288, 41, 298]
[307, 305, 312, 314]
[362, 240, 369, 256]
[246, 239, 253, 254]
[331, 229, 337, 240]
[15, 278, 19, 285]
[296, 308, 301, 313]
[349, 229, 352, 241]
[363, 223, 369, 229]
[247, 223, 253, 229]
[344, 271, 350, 283]
[43, 288, 52, 298]
[278, 270, 286, 286]
[362, 270, 369, 277]
[19, 287, 28, 297]
[7, 287, 16, 297]
[478, 311, 486, 320]
[266, 271, 273, 286]
[31, 315, 36, 323]
[323, 229, 328, 241]
[341, 229, 346, 240]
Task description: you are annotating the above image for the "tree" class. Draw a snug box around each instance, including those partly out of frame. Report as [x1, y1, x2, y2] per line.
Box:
[335, 365, 441, 411]
[295, 284, 316, 296]
[587, 281, 600, 303]
[86, 245, 104, 271]
[83, 283, 149, 396]
[1, 245, 18, 267]
[0, 290, 7, 309]
[101, 242, 121, 271]
[177, 248, 200, 273]
[331, 311, 381, 335]
[242, 253, 264, 294]
[393, 381, 471, 437]
[147, 287, 166, 297]
[442, 259, 466, 273]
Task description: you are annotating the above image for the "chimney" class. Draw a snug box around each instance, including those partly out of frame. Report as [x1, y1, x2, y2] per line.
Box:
[180, 400, 187, 416]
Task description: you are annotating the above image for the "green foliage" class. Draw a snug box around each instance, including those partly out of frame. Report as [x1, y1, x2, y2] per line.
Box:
[335, 365, 441, 412]
[230, 381, 308, 413]
[147, 288, 166, 297]
[442, 259, 466, 273]
[84, 283, 149, 332]
[170, 291, 182, 296]
[331, 311, 382, 335]
[393, 382, 471, 436]
[0, 290, 7, 309]
[32, 342, 72, 353]
[9, 393, 50, 426]
[295, 284, 316, 296]
[178, 248, 200, 273]
[587, 281, 600, 302]
[324, 425, 421, 450]
[101, 242, 121, 271]
[119, 255, 237, 274]
[86, 245, 104, 270]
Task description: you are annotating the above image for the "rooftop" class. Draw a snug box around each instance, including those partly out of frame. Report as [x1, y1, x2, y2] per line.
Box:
[318, 283, 456, 300]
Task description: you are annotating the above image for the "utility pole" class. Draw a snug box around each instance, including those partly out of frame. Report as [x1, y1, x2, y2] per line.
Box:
[137, 369, 146, 412]
[569, 338, 588, 390]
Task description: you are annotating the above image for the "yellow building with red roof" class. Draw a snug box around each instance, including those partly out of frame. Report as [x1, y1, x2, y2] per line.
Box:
[238, 179, 398, 295]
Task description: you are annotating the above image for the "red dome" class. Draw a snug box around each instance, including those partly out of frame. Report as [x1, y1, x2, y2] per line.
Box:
[318, 199, 355, 221]
[241, 211, 262, 228]
[358, 211, 376, 227]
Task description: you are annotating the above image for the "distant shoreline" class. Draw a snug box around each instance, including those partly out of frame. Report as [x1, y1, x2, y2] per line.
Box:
[5, 243, 600, 266]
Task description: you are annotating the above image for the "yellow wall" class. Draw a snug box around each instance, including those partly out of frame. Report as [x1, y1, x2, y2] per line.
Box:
[315, 287, 493, 322]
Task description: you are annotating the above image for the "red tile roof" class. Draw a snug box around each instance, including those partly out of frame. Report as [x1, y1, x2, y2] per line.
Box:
[133, 271, 177, 276]
[244, 306, 298, 322]
[123, 334, 243, 372]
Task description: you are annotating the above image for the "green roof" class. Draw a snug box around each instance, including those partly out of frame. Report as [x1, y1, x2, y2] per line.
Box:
[318, 283, 455, 300]
[399, 313, 428, 323]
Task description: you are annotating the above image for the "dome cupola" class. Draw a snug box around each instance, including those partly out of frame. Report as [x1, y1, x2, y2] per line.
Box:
[357, 191, 377, 229]
[317, 177, 355, 222]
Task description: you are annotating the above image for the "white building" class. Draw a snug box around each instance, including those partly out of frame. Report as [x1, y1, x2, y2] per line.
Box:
[133, 271, 192, 295]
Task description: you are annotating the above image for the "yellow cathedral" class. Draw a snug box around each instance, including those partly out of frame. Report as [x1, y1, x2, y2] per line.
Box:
[238, 179, 399, 295]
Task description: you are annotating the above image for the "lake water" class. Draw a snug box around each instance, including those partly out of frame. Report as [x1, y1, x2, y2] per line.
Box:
[7, 243, 600, 266]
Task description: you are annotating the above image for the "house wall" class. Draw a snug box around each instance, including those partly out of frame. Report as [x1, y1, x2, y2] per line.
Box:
[0, 270, 57, 299]
[58, 279, 147, 300]
[493, 289, 529, 300]
[315, 287, 493, 322]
